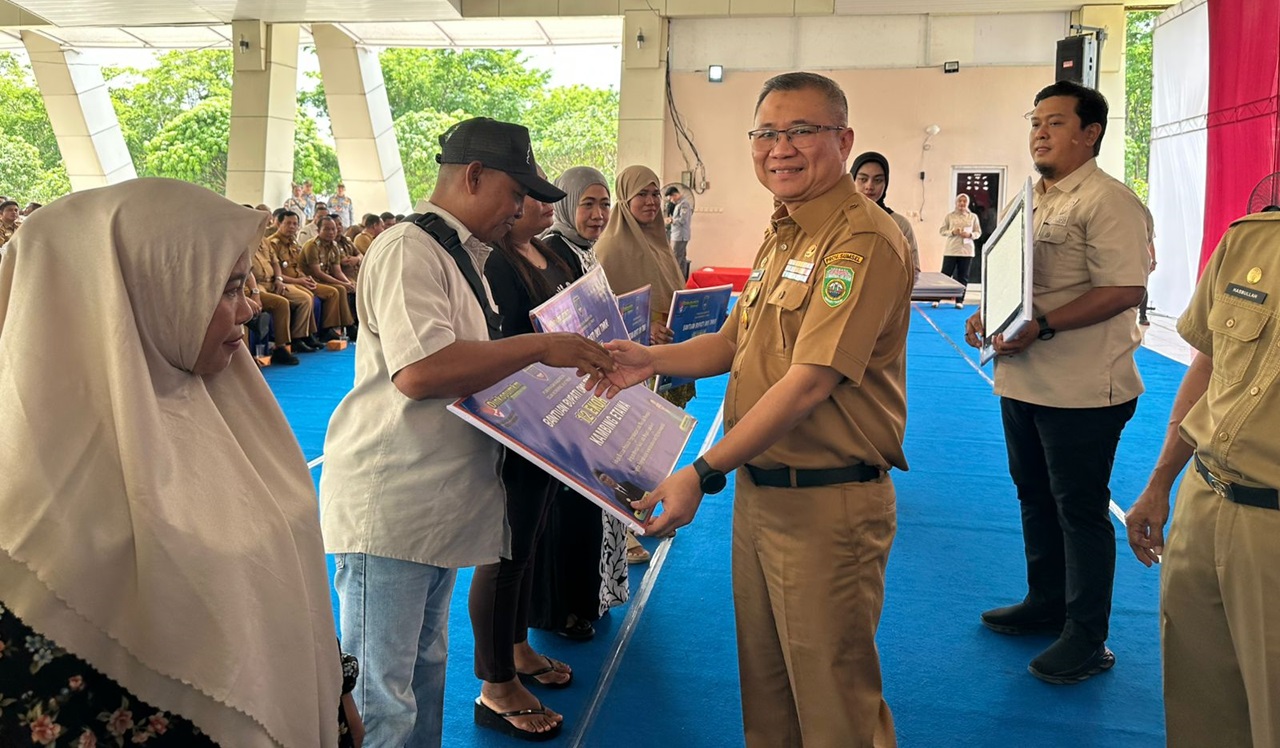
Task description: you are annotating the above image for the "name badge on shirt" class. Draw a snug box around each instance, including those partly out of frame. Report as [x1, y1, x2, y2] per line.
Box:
[748, 267, 765, 283]
[1225, 283, 1269, 305]
[781, 259, 815, 283]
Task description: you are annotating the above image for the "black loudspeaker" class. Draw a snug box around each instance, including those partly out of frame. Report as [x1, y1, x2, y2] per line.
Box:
[1055, 34, 1098, 88]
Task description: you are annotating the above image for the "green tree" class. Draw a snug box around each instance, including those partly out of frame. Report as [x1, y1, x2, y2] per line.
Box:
[525, 85, 619, 185]
[0, 53, 62, 171]
[293, 114, 341, 190]
[1125, 10, 1160, 203]
[141, 96, 231, 189]
[394, 109, 472, 204]
[104, 49, 233, 163]
[0, 130, 71, 203]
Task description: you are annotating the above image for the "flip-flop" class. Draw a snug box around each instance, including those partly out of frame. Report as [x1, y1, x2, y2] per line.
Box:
[518, 655, 573, 689]
[474, 697, 563, 742]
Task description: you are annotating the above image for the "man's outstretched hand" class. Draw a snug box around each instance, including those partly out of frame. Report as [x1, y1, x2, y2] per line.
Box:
[583, 339, 657, 397]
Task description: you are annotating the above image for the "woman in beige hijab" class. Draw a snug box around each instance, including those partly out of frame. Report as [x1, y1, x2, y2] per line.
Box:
[594, 165, 691, 555]
[0, 179, 355, 747]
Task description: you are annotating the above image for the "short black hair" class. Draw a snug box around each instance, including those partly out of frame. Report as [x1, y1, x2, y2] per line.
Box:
[755, 72, 848, 125]
[278, 210, 299, 223]
[272, 207, 288, 223]
[314, 203, 328, 212]
[1033, 80, 1109, 156]
[380, 211, 396, 222]
[363, 213, 382, 229]
[395, 214, 405, 222]
[0, 200, 18, 212]
[664, 186, 681, 197]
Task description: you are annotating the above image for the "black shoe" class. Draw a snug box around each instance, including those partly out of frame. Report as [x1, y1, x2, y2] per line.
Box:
[1029, 637, 1115, 685]
[320, 328, 343, 342]
[981, 602, 1065, 636]
[292, 339, 318, 353]
[556, 617, 595, 641]
[305, 335, 326, 349]
[270, 347, 300, 366]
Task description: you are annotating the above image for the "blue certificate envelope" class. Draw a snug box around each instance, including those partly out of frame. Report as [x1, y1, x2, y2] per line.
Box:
[528, 265, 627, 343]
[617, 285, 652, 343]
[656, 283, 733, 392]
[452, 266, 698, 534]
[449, 365, 697, 534]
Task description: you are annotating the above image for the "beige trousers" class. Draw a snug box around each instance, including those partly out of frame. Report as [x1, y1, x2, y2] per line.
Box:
[1162, 467, 1280, 747]
[732, 472, 897, 748]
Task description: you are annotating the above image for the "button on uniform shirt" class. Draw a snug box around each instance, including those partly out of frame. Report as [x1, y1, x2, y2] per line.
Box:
[319, 204, 509, 567]
[1177, 212, 1280, 489]
[265, 234, 308, 279]
[301, 237, 343, 275]
[724, 175, 912, 472]
[994, 159, 1153, 408]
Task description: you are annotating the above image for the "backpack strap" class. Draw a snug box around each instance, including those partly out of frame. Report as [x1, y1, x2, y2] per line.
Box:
[413, 213, 503, 340]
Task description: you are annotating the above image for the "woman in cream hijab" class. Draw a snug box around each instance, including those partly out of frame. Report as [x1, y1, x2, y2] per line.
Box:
[594, 165, 688, 371]
[0, 179, 353, 746]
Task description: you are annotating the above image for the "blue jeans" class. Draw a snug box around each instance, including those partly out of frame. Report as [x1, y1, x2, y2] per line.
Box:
[334, 553, 458, 748]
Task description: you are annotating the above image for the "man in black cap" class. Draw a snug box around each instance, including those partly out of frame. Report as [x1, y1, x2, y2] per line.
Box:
[319, 117, 616, 747]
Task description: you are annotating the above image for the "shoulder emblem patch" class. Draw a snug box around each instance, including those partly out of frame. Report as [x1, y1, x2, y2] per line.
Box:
[822, 266, 854, 307]
[824, 252, 864, 266]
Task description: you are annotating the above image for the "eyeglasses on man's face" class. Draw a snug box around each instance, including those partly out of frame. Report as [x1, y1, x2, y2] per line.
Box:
[747, 124, 847, 151]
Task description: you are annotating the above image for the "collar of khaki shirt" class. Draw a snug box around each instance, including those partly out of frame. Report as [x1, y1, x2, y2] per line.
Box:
[1035, 157, 1099, 198]
[770, 175, 860, 236]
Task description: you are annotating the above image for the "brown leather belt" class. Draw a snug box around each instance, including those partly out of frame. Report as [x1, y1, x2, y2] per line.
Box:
[1194, 453, 1279, 510]
[745, 463, 882, 488]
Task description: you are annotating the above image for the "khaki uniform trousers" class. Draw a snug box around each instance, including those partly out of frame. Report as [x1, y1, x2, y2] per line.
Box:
[312, 282, 354, 329]
[273, 283, 319, 337]
[259, 290, 314, 345]
[1162, 467, 1280, 747]
[732, 472, 897, 748]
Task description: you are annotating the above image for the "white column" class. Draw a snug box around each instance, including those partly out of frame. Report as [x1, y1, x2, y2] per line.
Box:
[617, 9, 669, 176]
[21, 30, 136, 191]
[225, 21, 299, 207]
[312, 23, 411, 214]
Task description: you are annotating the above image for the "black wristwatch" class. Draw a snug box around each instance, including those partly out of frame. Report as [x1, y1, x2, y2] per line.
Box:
[693, 457, 727, 495]
[1036, 315, 1055, 341]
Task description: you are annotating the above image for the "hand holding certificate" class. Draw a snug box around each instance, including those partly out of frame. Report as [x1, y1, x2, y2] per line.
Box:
[450, 266, 698, 534]
[973, 178, 1035, 365]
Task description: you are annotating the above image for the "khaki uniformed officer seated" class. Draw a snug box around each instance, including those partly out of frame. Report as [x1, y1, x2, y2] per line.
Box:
[1126, 212, 1280, 748]
[590, 71, 912, 748]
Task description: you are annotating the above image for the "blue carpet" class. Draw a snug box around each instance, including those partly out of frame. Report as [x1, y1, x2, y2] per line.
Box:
[264, 305, 1186, 747]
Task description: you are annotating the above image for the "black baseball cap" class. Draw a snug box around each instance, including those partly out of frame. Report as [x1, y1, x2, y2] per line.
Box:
[436, 117, 566, 203]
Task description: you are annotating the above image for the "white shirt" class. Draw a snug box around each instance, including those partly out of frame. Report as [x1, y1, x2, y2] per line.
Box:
[319, 203, 510, 567]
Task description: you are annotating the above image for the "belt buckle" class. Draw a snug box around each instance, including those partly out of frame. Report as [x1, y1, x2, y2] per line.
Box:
[1206, 471, 1231, 500]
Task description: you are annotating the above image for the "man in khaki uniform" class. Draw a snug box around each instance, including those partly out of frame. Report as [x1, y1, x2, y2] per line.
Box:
[0, 200, 20, 246]
[354, 213, 383, 254]
[964, 80, 1152, 684]
[597, 72, 911, 747]
[268, 211, 352, 339]
[250, 226, 319, 354]
[1126, 212, 1280, 747]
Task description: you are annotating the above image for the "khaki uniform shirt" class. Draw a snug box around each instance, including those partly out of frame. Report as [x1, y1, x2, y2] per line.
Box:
[1177, 212, 1280, 489]
[994, 159, 1153, 408]
[319, 203, 509, 567]
[0, 221, 16, 247]
[250, 243, 279, 287]
[724, 175, 912, 472]
[301, 238, 343, 276]
[354, 232, 375, 254]
[266, 234, 307, 280]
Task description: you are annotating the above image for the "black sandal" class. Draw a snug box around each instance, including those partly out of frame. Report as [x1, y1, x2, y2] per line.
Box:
[517, 655, 573, 690]
[474, 697, 563, 742]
